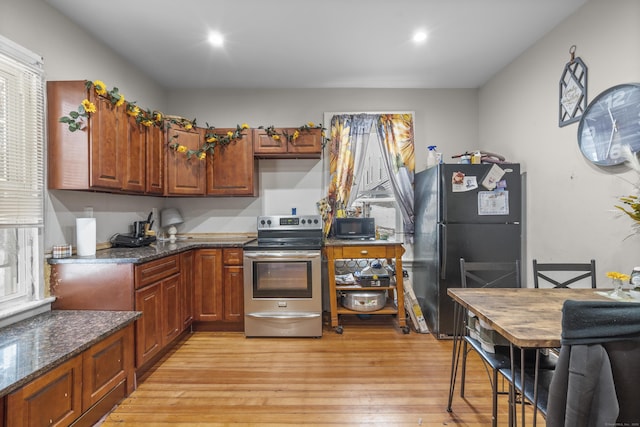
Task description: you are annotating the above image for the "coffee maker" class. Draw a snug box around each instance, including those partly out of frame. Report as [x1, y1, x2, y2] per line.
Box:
[110, 211, 157, 248]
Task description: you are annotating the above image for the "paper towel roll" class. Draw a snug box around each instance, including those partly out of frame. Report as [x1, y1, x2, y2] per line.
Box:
[76, 218, 96, 256]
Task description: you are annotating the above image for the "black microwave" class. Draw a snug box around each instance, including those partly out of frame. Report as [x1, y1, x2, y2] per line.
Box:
[332, 217, 376, 239]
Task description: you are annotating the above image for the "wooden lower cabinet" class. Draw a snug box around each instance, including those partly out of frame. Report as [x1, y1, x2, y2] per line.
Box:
[134, 272, 181, 369]
[134, 282, 162, 368]
[82, 325, 135, 406]
[7, 356, 82, 427]
[161, 275, 182, 346]
[50, 254, 189, 373]
[180, 251, 195, 330]
[6, 324, 134, 427]
[194, 248, 244, 331]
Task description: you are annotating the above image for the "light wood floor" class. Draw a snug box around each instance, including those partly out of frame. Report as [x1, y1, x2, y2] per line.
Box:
[101, 317, 544, 426]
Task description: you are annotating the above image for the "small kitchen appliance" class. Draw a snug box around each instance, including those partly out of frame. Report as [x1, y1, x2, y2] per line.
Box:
[110, 211, 157, 248]
[332, 217, 375, 240]
[243, 214, 323, 337]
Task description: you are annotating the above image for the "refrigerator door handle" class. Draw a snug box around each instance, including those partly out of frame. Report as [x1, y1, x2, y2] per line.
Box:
[440, 223, 447, 279]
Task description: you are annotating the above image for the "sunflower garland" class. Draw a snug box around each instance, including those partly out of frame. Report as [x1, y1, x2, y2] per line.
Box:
[258, 122, 327, 145]
[59, 79, 326, 161]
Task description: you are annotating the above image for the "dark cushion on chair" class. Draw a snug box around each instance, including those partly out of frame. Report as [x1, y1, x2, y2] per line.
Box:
[561, 300, 640, 345]
[604, 339, 640, 424]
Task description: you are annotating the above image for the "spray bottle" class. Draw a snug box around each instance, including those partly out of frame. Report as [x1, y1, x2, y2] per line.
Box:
[427, 145, 440, 168]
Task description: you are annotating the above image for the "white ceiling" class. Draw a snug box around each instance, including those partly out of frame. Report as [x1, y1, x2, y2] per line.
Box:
[45, 0, 588, 90]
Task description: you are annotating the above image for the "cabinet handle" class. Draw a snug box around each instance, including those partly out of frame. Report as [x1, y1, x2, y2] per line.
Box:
[49, 419, 53, 424]
[64, 392, 68, 397]
[360, 250, 368, 255]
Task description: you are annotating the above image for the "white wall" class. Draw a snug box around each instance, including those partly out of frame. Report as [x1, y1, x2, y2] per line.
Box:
[166, 88, 478, 234]
[3, 1, 479, 249]
[479, 0, 640, 285]
[2, 0, 169, 246]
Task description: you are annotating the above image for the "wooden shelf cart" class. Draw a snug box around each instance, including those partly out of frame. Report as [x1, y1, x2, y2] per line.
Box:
[324, 240, 408, 334]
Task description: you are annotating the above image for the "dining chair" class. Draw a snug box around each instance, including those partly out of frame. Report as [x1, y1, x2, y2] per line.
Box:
[532, 259, 596, 288]
[458, 258, 521, 427]
[546, 300, 640, 426]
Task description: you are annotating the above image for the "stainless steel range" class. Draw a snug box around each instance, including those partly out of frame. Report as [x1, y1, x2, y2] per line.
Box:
[243, 215, 323, 337]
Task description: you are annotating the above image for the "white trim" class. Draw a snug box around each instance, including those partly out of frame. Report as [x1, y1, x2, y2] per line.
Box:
[0, 296, 54, 328]
[0, 34, 43, 69]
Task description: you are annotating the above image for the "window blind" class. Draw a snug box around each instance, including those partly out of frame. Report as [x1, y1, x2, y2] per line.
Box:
[0, 35, 45, 226]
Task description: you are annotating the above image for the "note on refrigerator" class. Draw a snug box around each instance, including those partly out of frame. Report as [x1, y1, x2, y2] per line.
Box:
[481, 164, 506, 190]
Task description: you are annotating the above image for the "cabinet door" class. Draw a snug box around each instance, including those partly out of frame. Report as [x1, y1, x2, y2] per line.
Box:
[146, 124, 165, 195]
[253, 127, 322, 158]
[206, 129, 257, 196]
[180, 250, 194, 330]
[134, 283, 162, 367]
[47, 81, 90, 190]
[165, 126, 205, 195]
[252, 128, 287, 156]
[194, 249, 223, 322]
[162, 274, 182, 346]
[7, 356, 82, 427]
[223, 264, 244, 323]
[82, 324, 135, 408]
[288, 127, 323, 157]
[90, 92, 126, 190]
[123, 114, 146, 193]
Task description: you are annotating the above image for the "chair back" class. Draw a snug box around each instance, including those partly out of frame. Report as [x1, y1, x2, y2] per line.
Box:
[547, 300, 640, 425]
[532, 259, 596, 288]
[459, 258, 521, 289]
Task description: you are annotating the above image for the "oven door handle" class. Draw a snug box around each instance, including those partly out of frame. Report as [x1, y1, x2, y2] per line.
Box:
[244, 252, 319, 259]
[246, 312, 322, 319]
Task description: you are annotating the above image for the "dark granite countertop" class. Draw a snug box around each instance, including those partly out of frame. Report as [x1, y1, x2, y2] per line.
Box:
[0, 310, 140, 396]
[48, 235, 256, 265]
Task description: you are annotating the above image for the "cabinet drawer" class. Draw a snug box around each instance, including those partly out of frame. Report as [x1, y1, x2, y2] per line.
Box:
[223, 248, 243, 265]
[336, 246, 394, 259]
[135, 255, 180, 289]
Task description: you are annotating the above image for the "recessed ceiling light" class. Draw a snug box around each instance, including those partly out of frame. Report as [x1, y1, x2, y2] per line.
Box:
[412, 30, 428, 44]
[208, 31, 225, 47]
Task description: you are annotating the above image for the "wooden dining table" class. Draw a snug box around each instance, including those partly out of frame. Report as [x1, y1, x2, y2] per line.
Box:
[446, 287, 617, 426]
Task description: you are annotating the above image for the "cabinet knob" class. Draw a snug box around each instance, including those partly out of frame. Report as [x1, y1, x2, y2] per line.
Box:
[64, 392, 68, 397]
[49, 420, 53, 424]
[360, 250, 368, 255]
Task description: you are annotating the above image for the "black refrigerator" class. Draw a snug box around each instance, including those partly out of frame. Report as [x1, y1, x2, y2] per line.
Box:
[413, 163, 522, 338]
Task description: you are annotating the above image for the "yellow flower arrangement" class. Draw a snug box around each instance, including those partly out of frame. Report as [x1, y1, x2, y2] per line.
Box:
[606, 271, 630, 282]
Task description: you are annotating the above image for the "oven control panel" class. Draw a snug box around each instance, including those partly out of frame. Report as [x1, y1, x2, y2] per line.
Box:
[258, 215, 322, 230]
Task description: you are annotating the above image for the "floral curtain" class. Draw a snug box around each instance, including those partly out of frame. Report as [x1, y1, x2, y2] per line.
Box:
[320, 114, 377, 236]
[376, 114, 415, 240]
[319, 113, 415, 241]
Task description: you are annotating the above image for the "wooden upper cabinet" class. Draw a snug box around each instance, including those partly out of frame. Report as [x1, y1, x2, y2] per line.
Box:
[165, 125, 206, 196]
[47, 81, 91, 190]
[146, 124, 165, 194]
[47, 80, 163, 195]
[206, 129, 258, 196]
[253, 127, 323, 159]
[89, 91, 126, 190]
[122, 113, 146, 193]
